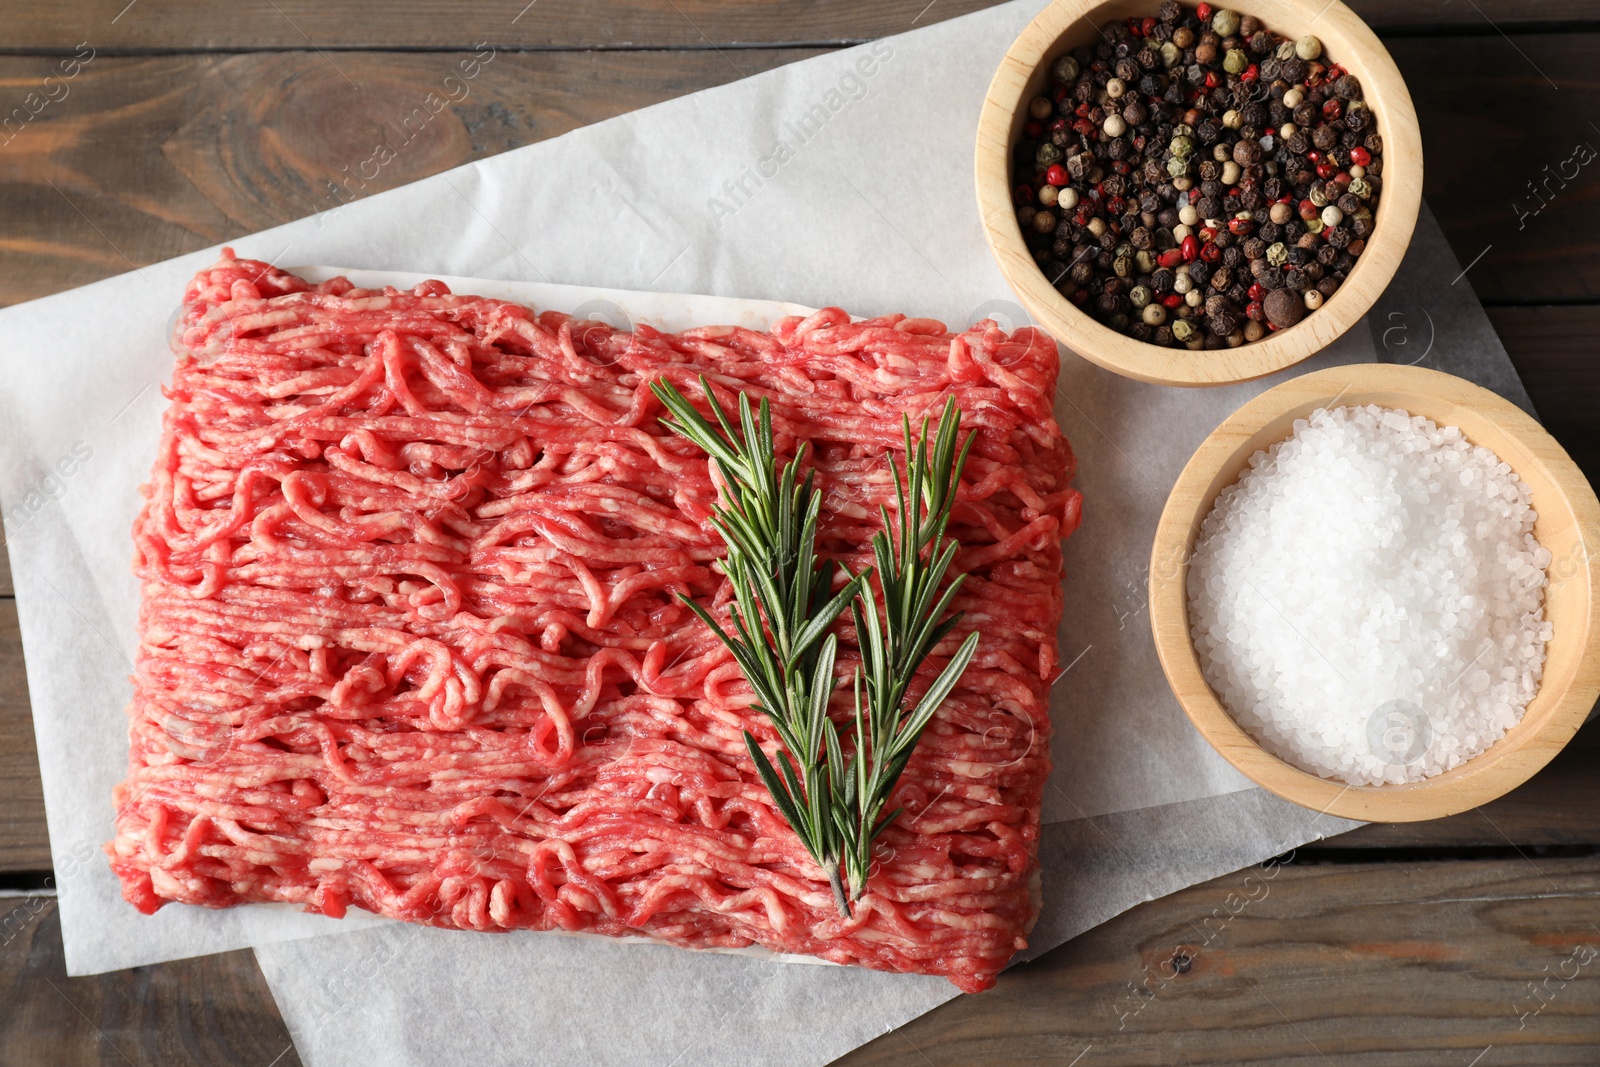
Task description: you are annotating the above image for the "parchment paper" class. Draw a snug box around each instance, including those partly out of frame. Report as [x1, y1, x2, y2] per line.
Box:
[0, 0, 1533, 1056]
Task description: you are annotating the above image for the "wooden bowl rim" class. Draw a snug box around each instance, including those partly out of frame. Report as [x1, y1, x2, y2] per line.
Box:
[975, 0, 1424, 387]
[1148, 363, 1600, 822]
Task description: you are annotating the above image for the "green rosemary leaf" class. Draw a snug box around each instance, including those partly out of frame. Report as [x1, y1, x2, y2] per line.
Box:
[745, 733, 804, 829]
[892, 630, 981, 760]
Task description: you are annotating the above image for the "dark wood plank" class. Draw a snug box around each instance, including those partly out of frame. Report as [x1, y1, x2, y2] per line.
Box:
[0, 901, 302, 1067]
[0, 598, 49, 873]
[1388, 33, 1600, 306]
[1, 33, 1597, 311]
[7, 858, 1599, 1066]
[0, 0, 1585, 53]
[0, 47, 822, 309]
[0, 30, 1597, 316]
[845, 856, 1600, 1065]
[1488, 305, 1600, 486]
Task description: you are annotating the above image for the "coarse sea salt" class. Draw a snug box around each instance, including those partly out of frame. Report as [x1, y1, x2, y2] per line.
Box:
[1187, 404, 1553, 786]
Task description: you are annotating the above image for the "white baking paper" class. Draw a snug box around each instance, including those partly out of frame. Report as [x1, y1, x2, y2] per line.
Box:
[0, 0, 1536, 1056]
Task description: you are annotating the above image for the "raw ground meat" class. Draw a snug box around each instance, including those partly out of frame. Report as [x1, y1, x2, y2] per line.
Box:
[108, 251, 1081, 993]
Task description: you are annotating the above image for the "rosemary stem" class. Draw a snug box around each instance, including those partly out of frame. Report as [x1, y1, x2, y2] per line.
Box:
[826, 861, 850, 918]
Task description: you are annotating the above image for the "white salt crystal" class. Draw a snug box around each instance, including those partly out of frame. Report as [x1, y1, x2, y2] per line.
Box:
[1186, 404, 1551, 786]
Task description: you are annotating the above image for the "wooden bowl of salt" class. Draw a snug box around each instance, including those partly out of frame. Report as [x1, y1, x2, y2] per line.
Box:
[1149, 363, 1600, 822]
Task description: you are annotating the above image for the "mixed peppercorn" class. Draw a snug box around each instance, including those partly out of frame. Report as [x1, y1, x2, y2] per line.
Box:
[1012, 1, 1383, 348]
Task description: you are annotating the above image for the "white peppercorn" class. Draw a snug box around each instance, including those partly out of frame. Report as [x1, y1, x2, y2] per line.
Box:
[1142, 303, 1168, 325]
[1295, 35, 1322, 61]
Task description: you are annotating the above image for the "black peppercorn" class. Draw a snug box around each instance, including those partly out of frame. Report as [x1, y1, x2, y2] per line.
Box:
[1312, 124, 1338, 151]
[1151, 267, 1175, 292]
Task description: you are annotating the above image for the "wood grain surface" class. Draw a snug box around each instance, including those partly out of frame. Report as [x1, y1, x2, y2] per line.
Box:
[839, 857, 1600, 1066]
[0, 31, 1594, 310]
[0, 1, 1597, 1064]
[0, 901, 303, 1067]
[0, 0, 1592, 52]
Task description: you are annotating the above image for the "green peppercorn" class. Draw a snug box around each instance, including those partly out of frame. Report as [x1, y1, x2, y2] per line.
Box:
[1135, 250, 1157, 273]
[1051, 55, 1079, 83]
[1171, 318, 1197, 342]
[1160, 41, 1182, 68]
[1349, 177, 1373, 200]
[1223, 48, 1248, 74]
[1295, 35, 1322, 61]
[1170, 134, 1196, 158]
[1036, 142, 1063, 167]
[1211, 8, 1240, 36]
[1166, 156, 1190, 179]
[1129, 285, 1152, 308]
[1266, 241, 1288, 267]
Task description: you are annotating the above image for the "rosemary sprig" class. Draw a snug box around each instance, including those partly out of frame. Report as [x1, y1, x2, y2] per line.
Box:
[651, 377, 979, 916]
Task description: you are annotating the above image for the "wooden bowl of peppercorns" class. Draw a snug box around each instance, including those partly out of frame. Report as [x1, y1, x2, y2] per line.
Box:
[976, 0, 1422, 387]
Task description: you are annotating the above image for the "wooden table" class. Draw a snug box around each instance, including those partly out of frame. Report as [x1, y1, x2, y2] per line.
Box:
[3, 2, 1598, 1063]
